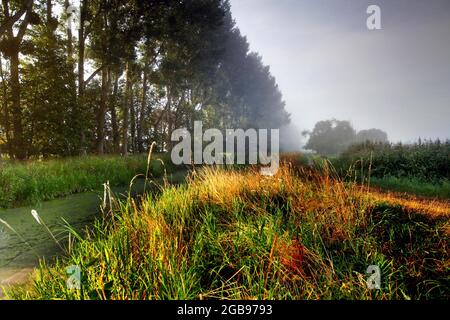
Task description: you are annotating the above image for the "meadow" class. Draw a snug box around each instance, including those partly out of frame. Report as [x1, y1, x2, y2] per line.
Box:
[5, 156, 449, 300]
[0, 154, 173, 209]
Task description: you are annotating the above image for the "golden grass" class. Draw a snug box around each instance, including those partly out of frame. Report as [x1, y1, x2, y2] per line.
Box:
[366, 190, 450, 218]
[188, 165, 372, 244]
[188, 163, 450, 240]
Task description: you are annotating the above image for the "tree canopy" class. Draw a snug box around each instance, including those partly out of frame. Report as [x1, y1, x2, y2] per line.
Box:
[303, 119, 388, 155]
[0, 0, 290, 159]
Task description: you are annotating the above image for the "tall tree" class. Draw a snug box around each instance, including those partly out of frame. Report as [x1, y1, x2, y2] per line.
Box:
[0, 0, 35, 159]
[0, 52, 12, 157]
[304, 119, 356, 155]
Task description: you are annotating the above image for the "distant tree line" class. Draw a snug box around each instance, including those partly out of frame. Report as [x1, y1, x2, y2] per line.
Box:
[303, 119, 388, 155]
[0, 0, 289, 159]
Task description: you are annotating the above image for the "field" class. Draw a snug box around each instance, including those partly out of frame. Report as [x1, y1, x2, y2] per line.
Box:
[4, 156, 449, 300]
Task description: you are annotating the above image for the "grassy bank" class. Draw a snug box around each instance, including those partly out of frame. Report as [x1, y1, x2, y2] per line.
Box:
[7, 163, 449, 299]
[0, 154, 173, 209]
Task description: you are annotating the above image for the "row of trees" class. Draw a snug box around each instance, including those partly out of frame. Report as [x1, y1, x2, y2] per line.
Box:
[303, 119, 388, 155]
[0, 0, 290, 159]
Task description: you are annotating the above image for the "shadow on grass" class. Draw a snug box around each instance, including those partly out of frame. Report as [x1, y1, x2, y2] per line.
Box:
[369, 203, 449, 298]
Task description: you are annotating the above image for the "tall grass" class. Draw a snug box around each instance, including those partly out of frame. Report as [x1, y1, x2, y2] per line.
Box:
[7, 162, 449, 300]
[0, 154, 173, 208]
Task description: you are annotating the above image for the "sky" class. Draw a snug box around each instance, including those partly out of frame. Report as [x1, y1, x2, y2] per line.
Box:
[230, 0, 450, 144]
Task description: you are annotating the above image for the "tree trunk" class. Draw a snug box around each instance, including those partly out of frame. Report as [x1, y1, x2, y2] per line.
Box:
[0, 54, 12, 158]
[65, 0, 73, 65]
[96, 66, 108, 154]
[2, 0, 32, 160]
[10, 50, 25, 160]
[137, 67, 148, 153]
[0, 0, 32, 36]
[121, 62, 130, 155]
[165, 89, 173, 152]
[78, 0, 87, 154]
[46, 0, 52, 24]
[110, 70, 120, 153]
[130, 85, 136, 153]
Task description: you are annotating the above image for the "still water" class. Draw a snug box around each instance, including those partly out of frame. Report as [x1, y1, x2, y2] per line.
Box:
[0, 171, 187, 296]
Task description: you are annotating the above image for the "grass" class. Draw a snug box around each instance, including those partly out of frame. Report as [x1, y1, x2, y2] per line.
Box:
[0, 154, 174, 209]
[369, 176, 450, 199]
[6, 159, 449, 300]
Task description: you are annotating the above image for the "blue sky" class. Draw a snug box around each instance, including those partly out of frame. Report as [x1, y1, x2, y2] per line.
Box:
[230, 0, 450, 143]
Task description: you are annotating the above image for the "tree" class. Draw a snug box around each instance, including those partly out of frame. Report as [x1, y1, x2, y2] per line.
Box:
[0, 52, 11, 157]
[0, 0, 31, 35]
[355, 128, 388, 144]
[0, 0, 36, 159]
[304, 119, 356, 155]
[304, 119, 390, 155]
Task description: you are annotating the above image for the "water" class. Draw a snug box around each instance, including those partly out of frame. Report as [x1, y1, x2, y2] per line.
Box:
[0, 191, 101, 297]
[0, 192, 100, 274]
[0, 170, 188, 295]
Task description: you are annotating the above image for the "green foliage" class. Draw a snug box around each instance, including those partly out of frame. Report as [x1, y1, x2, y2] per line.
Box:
[21, 25, 79, 157]
[334, 140, 450, 182]
[369, 204, 449, 298]
[355, 129, 388, 144]
[0, 154, 173, 208]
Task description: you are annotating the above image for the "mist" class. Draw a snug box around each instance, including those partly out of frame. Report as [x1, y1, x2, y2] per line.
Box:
[230, 0, 450, 145]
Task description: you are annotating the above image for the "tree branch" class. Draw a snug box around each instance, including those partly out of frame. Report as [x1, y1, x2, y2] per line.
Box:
[0, 8, 26, 35]
[84, 64, 106, 86]
[15, 0, 33, 41]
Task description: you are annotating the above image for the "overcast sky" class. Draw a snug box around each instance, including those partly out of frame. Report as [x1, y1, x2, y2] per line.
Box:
[230, 0, 450, 143]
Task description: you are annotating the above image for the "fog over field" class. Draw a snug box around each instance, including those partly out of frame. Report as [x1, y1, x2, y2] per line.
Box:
[231, 0, 450, 145]
[1, 0, 449, 302]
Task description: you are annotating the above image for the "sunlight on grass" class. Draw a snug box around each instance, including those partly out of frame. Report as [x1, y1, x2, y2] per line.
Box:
[6, 158, 448, 300]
